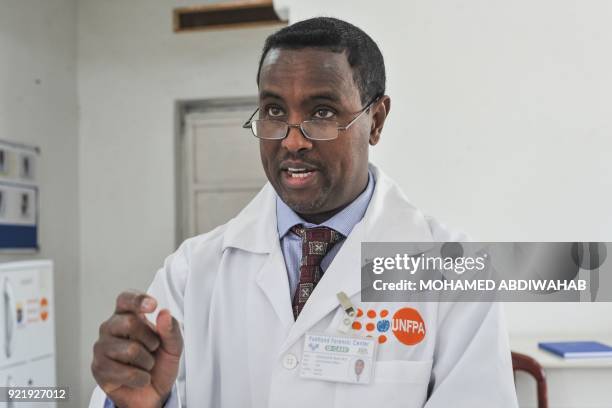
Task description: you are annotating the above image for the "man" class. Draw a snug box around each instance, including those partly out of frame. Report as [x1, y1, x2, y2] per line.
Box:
[90, 17, 518, 408]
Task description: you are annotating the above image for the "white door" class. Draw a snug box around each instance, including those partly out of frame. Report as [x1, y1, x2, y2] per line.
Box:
[179, 104, 267, 241]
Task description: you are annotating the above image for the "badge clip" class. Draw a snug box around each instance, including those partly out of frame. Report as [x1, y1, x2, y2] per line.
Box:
[336, 291, 356, 334]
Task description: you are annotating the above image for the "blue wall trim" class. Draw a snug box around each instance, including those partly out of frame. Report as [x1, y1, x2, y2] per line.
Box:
[0, 224, 38, 249]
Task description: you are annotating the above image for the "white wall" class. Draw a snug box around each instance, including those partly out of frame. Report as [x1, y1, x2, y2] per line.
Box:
[0, 0, 80, 406]
[77, 0, 280, 403]
[275, 0, 612, 337]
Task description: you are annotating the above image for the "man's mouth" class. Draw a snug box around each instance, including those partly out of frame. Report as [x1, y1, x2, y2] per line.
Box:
[286, 167, 315, 178]
[279, 164, 319, 188]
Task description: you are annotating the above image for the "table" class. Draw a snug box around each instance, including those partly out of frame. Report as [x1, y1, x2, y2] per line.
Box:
[510, 335, 612, 408]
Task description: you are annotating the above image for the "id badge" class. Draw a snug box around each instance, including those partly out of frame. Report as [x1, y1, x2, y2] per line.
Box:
[300, 332, 377, 385]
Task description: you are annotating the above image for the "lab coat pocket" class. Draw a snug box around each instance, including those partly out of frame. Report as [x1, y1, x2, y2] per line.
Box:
[334, 359, 432, 408]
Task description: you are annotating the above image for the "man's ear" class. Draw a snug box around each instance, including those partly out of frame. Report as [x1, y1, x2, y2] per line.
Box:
[369, 95, 391, 146]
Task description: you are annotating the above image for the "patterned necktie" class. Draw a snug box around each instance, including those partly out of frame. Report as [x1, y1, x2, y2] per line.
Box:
[290, 225, 343, 320]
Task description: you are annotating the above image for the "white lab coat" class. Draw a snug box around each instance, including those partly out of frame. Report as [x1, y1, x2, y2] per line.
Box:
[90, 164, 518, 408]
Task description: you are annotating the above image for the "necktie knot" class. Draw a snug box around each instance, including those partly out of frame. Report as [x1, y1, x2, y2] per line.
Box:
[290, 225, 343, 258]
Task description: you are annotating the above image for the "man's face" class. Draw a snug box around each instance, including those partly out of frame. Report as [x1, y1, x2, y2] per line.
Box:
[258, 48, 377, 221]
[355, 359, 365, 375]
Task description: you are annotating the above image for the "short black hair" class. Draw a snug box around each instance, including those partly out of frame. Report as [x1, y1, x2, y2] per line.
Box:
[256, 17, 386, 105]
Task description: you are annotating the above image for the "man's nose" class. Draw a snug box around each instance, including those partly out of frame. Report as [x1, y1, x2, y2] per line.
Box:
[281, 124, 313, 153]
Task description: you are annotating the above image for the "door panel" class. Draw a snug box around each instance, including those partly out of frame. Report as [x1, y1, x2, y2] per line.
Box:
[179, 103, 267, 240]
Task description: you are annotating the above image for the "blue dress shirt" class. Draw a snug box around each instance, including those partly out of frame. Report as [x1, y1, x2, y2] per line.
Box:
[276, 171, 375, 296]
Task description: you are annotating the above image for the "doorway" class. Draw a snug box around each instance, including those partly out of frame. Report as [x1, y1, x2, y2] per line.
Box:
[176, 98, 267, 244]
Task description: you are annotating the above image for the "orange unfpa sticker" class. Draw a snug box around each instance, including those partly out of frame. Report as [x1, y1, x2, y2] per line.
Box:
[392, 307, 426, 345]
[40, 297, 49, 321]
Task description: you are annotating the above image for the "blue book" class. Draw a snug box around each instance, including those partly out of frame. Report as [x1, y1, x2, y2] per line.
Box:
[538, 341, 612, 359]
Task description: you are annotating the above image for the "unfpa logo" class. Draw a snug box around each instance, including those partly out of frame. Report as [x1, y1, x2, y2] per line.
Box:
[392, 308, 426, 346]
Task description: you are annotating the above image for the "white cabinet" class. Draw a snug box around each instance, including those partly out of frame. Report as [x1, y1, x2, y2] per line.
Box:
[0, 260, 55, 408]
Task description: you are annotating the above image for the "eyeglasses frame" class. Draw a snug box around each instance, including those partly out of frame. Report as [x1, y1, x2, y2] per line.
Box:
[241, 96, 381, 141]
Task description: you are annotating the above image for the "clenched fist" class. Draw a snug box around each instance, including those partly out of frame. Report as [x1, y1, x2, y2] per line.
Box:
[91, 291, 183, 408]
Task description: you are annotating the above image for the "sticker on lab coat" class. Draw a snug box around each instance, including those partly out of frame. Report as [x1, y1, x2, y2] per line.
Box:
[300, 333, 377, 385]
[351, 307, 426, 346]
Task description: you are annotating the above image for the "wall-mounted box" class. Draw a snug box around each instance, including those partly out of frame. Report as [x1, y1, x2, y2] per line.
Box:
[0, 141, 39, 252]
[174, 0, 286, 32]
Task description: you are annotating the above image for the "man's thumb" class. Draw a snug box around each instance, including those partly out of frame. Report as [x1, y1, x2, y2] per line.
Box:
[156, 309, 183, 357]
[151, 310, 182, 398]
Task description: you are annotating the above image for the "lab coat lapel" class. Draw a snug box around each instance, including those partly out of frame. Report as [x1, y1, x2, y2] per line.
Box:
[222, 183, 294, 329]
[279, 164, 436, 353]
[255, 241, 295, 330]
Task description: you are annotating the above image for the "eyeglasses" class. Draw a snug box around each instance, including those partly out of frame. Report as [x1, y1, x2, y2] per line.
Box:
[242, 98, 379, 141]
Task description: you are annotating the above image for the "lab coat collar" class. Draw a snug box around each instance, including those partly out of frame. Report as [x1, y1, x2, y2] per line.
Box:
[222, 182, 278, 254]
[222, 163, 433, 253]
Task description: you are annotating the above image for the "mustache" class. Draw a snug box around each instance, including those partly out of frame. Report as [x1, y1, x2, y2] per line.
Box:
[277, 154, 324, 170]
